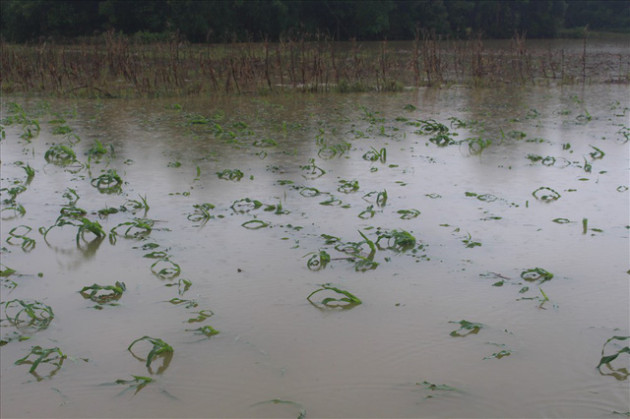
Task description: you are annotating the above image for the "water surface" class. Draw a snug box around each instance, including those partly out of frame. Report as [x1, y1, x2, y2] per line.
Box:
[1, 83, 628, 418]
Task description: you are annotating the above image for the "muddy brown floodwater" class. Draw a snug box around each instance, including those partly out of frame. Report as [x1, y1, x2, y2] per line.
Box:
[1, 80, 629, 418]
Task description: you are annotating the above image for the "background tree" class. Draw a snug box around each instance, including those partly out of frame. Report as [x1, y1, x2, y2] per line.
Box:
[1, 0, 628, 43]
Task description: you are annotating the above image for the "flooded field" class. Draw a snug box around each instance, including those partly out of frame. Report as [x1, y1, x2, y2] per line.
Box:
[1, 83, 629, 418]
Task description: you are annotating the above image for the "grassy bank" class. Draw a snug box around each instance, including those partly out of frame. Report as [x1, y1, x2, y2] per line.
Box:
[2, 31, 628, 98]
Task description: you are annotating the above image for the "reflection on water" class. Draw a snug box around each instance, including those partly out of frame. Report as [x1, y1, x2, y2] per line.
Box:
[1, 81, 628, 418]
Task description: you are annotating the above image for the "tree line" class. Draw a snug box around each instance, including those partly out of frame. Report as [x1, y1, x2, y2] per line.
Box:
[2, 0, 629, 43]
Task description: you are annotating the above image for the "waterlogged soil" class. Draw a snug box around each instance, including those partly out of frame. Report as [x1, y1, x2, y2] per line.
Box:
[1, 84, 628, 418]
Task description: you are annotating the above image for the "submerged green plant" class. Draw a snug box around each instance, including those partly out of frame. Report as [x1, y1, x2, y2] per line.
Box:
[307, 284, 362, 309]
[376, 229, 416, 252]
[112, 375, 153, 395]
[62, 188, 80, 206]
[40, 214, 105, 245]
[552, 218, 571, 224]
[125, 195, 150, 213]
[350, 230, 379, 272]
[319, 195, 343, 206]
[362, 147, 387, 163]
[449, 320, 483, 337]
[165, 278, 193, 296]
[91, 169, 123, 193]
[109, 218, 154, 243]
[462, 137, 492, 155]
[242, 219, 269, 229]
[520, 268, 554, 283]
[185, 309, 213, 323]
[253, 138, 277, 147]
[151, 259, 181, 280]
[7, 225, 36, 251]
[128, 336, 173, 372]
[419, 380, 460, 392]
[300, 187, 321, 197]
[166, 298, 198, 308]
[337, 179, 360, 194]
[86, 139, 111, 159]
[363, 190, 387, 207]
[318, 141, 351, 159]
[597, 336, 630, 380]
[483, 350, 512, 360]
[75, 218, 107, 244]
[15, 346, 66, 377]
[44, 144, 76, 165]
[1, 184, 27, 204]
[301, 158, 326, 179]
[430, 133, 456, 147]
[16, 161, 35, 183]
[231, 198, 262, 213]
[3, 299, 54, 330]
[187, 325, 220, 338]
[306, 250, 331, 271]
[358, 205, 375, 219]
[397, 209, 420, 219]
[59, 206, 87, 218]
[0, 264, 17, 278]
[188, 203, 216, 226]
[532, 187, 561, 202]
[1, 202, 26, 218]
[217, 168, 244, 181]
[461, 232, 482, 248]
[250, 399, 306, 419]
[264, 202, 288, 215]
[52, 124, 73, 136]
[1, 103, 40, 142]
[79, 281, 126, 304]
